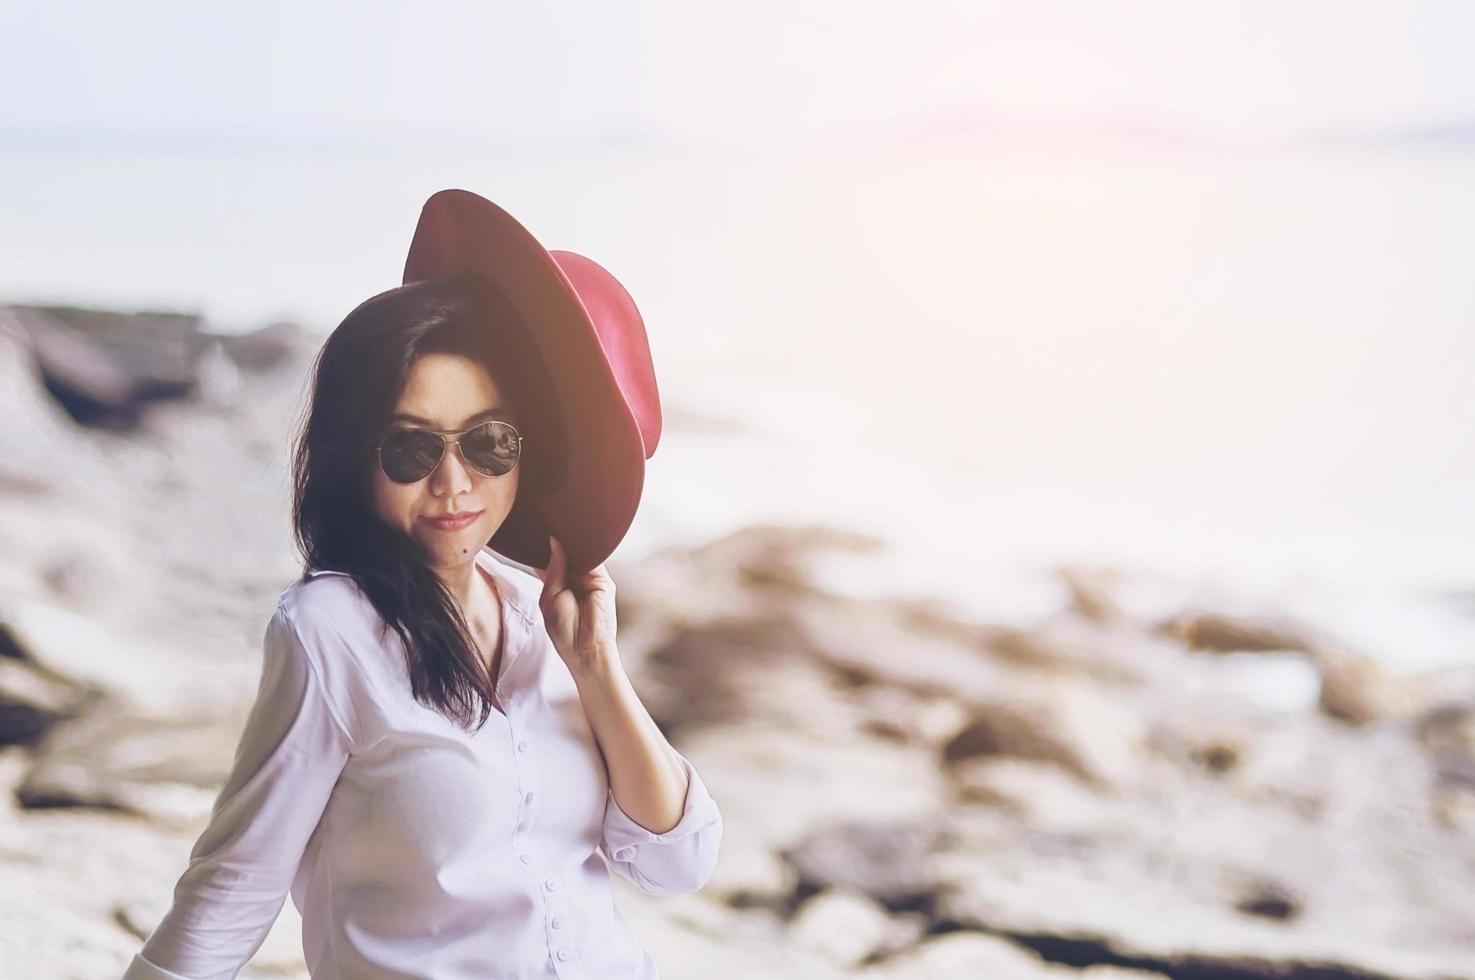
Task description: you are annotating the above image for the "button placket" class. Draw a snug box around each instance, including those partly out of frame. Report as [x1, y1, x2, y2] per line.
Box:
[502, 694, 574, 971]
[515, 788, 534, 833]
[538, 862, 575, 966]
[488, 587, 577, 975]
[543, 890, 574, 970]
[506, 697, 537, 871]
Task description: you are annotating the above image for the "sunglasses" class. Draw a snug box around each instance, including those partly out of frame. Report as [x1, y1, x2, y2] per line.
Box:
[375, 419, 523, 484]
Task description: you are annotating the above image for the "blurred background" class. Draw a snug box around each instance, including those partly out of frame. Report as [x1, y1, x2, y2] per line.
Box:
[1, 2, 1473, 977]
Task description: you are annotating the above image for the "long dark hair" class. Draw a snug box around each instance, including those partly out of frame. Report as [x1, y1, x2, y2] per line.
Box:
[289, 271, 559, 732]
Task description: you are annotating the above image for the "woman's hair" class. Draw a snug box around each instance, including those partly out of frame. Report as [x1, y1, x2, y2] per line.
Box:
[289, 271, 561, 732]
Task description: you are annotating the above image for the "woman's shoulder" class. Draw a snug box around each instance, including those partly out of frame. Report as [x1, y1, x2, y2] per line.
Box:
[271, 569, 398, 672]
[277, 569, 380, 630]
[261, 573, 384, 743]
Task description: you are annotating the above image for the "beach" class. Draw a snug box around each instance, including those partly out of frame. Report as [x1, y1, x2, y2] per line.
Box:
[1, 132, 1473, 976]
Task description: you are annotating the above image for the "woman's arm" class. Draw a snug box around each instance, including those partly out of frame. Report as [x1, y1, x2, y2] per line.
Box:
[573, 655, 723, 897]
[123, 605, 354, 980]
[537, 536, 723, 896]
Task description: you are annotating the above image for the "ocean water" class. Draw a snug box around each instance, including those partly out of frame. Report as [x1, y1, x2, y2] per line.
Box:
[2, 133, 1472, 669]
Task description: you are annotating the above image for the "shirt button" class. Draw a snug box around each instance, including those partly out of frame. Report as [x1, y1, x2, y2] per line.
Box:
[517, 740, 530, 753]
[551, 915, 565, 929]
[519, 852, 533, 865]
[524, 791, 534, 803]
[544, 878, 558, 891]
[556, 949, 572, 962]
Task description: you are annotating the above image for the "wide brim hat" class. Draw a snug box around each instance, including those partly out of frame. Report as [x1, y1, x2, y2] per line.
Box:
[402, 189, 661, 576]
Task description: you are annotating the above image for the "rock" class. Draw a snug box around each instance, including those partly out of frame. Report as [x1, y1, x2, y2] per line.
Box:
[856, 930, 1166, 979]
[18, 697, 240, 817]
[40, 554, 104, 601]
[1431, 784, 1475, 832]
[854, 688, 968, 748]
[194, 338, 241, 409]
[211, 320, 308, 372]
[780, 817, 957, 912]
[688, 524, 887, 596]
[874, 911, 930, 961]
[0, 314, 118, 494]
[1058, 565, 1129, 625]
[1413, 662, 1475, 708]
[1225, 871, 1305, 922]
[788, 598, 1011, 706]
[612, 885, 854, 980]
[940, 682, 1146, 790]
[674, 732, 938, 915]
[789, 887, 895, 966]
[614, 524, 894, 663]
[0, 597, 200, 714]
[639, 614, 814, 737]
[1414, 701, 1475, 790]
[620, 524, 885, 626]
[988, 617, 1160, 685]
[6, 304, 207, 429]
[0, 614, 102, 748]
[934, 760, 1475, 980]
[1160, 609, 1424, 726]
[1159, 610, 1328, 655]
[1313, 648, 1423, 726]
[707, 841, 797, 909]
[951, 757, 1114, 831]
[1143, 716, 1253, 777]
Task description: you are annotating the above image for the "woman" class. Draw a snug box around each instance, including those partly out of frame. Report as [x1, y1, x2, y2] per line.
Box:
[123, 192, 722, 979]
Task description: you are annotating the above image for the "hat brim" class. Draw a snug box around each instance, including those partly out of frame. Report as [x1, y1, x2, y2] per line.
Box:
[403, 189, 647, 576]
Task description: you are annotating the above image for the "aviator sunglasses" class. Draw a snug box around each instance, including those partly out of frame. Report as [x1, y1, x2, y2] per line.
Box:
[375, 419, 523, 484]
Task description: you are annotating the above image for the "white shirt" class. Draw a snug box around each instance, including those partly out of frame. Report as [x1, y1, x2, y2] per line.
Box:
[123, 545, 723, 980]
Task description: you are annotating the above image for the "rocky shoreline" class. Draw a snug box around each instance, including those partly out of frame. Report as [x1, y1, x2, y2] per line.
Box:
[0, 305, 1471, 978]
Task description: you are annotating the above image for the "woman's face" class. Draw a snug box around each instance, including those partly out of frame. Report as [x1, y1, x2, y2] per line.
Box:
[371, 351, 521, 570]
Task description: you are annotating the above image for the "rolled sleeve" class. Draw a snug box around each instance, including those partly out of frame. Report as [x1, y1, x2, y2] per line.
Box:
[123, 604, 354, 980]
[599, 750, 723, 896]
[122, 951, 197, 980]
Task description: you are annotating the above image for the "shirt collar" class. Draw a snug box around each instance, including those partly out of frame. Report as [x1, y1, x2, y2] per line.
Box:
[475, 546, 541, 627]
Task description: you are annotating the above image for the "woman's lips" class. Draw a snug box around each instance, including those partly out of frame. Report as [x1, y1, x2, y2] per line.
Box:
[422, 510, 483, 531]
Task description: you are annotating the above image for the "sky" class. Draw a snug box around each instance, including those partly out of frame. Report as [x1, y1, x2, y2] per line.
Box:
[1, 0, 1473, 604]
[2, 1, 1473, 146]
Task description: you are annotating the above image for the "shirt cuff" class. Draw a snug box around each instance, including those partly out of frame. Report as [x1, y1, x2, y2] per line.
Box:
[601, 750, 722, 864]
[122, 951, 200, 980]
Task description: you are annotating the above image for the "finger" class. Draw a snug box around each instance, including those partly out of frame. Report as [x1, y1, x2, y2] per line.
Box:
[576, 565, 613, 592]
[542, 533, 567, 599]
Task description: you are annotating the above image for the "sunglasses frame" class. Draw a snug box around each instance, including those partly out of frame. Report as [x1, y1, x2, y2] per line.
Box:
[375, 419, 524, 484]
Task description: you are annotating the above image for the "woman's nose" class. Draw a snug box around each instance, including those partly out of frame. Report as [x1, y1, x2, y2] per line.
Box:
[428, 442, 474, 495]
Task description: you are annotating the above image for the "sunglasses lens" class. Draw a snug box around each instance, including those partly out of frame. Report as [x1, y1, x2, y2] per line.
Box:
[460, 421, 521, 476]
[379, 428, 444, 483]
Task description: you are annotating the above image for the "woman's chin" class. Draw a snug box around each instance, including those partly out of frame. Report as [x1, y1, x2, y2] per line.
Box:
[414, 524, 485, 561]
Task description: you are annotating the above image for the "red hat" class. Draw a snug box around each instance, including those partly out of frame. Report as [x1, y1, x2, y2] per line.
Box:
[402, 189, 661, 576]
